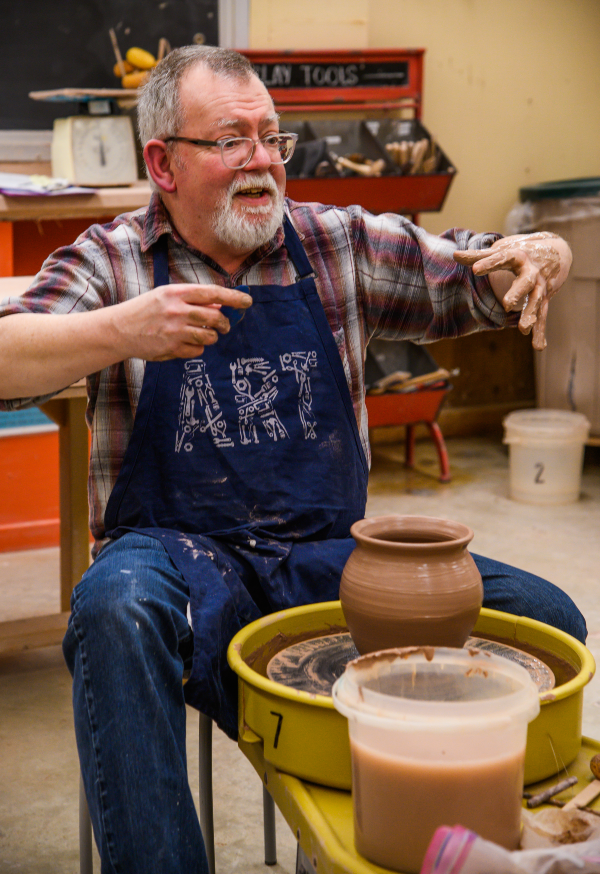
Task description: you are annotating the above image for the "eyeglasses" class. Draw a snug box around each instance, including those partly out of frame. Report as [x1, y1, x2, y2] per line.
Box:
[163, 132, 299, 169]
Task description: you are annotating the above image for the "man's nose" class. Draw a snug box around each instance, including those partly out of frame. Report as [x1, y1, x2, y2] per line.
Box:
[244, 139, 274, 171]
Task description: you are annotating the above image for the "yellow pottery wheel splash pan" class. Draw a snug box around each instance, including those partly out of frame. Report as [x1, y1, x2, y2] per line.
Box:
[227, 603, 595, 788]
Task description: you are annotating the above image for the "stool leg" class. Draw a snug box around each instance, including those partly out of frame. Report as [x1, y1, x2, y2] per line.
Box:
[428, 421, 451, 483]
[79, 774, 94, 874]
[263, 785, 277, 865]
[405, 424, 416, 469]
[198, 713, 216, 874]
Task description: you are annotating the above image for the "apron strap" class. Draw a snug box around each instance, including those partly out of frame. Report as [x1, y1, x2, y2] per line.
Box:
[153, 234, 170, 287]
[283, 218, 368, 477]
[283, 215, 315, 280]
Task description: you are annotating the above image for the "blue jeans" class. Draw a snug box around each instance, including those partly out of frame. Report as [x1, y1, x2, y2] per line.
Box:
[63, 532, 587, 873]
[63, 533, 205, 874]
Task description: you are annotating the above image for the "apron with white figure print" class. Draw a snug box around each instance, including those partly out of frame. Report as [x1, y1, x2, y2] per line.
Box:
[104, 218, 368, 737]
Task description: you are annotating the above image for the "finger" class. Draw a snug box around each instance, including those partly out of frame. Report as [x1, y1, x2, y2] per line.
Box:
[518, 319, 532, 336]
[502, 269, 538, 311]
[531, 297, 549, 351]
[518, 278, 549, 346]
[189, 325, 220, 346]
[471, 249, 529, 277]
[456, 249, 531, 282]
[156, 343, 209, 361]
[153, 332, 216, 361]
[184, 303, 234, 335]
[517, 274, 546, 329]
[172, 284, 253, 310]
[453, 249, 491, 266]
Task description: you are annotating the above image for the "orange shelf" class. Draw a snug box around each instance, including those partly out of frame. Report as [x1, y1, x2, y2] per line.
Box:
[0, 430, 60, 551]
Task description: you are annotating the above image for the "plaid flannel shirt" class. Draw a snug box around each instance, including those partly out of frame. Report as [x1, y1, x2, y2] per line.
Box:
[0, 193, 514, 549]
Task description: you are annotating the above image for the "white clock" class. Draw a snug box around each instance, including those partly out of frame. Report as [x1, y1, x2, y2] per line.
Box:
[51, 115, 139, 187]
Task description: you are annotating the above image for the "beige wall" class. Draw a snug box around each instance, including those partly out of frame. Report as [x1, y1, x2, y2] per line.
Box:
[250, 0, 600, 236]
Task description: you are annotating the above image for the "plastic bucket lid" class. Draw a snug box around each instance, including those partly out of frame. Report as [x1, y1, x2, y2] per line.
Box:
[503, 408, 590, 445]
[332, 646, 540, 732]
[519, 177, 600, 202]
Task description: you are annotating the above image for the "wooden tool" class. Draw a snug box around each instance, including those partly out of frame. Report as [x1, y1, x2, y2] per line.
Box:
[525, 775, 578, 808]
[109, 28, 127, 78]
[563, 754, 600, 810]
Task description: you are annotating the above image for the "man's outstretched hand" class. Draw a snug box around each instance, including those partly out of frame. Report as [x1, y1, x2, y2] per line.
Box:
[453, 232, 572, 350]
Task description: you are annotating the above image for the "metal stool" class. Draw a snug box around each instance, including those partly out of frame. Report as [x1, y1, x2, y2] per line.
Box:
[78, 712, 277, 874]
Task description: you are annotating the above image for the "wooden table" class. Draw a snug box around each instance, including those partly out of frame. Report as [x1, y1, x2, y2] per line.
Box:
[0, 177, 151, 276]
[0, 377, 89, 654]
[0, 182, 151, 652]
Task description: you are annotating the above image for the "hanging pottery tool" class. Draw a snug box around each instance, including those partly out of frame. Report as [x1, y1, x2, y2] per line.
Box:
[385, 136, 440, 175]
[334, 154, 387, 177]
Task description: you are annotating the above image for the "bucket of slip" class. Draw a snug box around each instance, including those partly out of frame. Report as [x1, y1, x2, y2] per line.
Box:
[503, 408, 590, 504]
[332, 646, 540, 874]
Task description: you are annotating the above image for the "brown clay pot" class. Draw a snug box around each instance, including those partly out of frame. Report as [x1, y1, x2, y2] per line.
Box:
[340, 515, 483, 654]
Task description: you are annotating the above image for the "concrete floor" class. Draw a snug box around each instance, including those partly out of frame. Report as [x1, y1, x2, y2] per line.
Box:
[2, 435, 600, 873]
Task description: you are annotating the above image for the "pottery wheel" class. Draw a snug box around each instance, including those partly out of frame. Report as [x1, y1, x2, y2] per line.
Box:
[266, 633, 555, 696]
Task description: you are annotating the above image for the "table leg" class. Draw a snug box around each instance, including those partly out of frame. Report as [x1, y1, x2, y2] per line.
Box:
[41, 395, 90, 609]
[0, 222, 14, 276]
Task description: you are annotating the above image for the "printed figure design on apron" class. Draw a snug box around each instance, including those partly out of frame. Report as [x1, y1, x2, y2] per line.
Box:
[176, 360, 233, 451]
[230, 355, 289, 443]
[177, 349, 319, 451]
[280, 351, 318, 439]
[104, 217, 368, 738]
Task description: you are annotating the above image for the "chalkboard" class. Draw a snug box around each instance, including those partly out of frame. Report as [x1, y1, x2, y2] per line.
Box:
[1, 0, 219, 130]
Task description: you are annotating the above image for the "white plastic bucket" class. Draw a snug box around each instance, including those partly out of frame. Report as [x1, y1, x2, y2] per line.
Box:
[503, 409, 590, 505]
[332, 647, 540, 874]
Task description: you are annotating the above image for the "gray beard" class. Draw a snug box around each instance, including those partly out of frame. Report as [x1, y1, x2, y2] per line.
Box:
[211, 176, 285, 253]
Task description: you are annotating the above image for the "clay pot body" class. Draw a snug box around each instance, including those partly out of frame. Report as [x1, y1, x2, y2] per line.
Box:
[340, 515, 483, 654]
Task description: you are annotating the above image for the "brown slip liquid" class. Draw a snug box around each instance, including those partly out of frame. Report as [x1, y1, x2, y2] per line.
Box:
[351, 740, 525, 874]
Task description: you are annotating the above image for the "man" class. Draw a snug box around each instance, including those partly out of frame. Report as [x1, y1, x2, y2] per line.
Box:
[0, 45, 585, 874]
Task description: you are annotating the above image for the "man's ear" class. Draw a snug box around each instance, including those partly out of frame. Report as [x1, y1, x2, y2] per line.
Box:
[143, 140, 177, 193]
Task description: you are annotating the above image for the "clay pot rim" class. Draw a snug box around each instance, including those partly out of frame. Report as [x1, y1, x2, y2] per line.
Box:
[350, 514, 474, 549]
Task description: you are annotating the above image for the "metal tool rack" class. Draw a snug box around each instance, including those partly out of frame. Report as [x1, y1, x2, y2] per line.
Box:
[242, 48, 456, 217]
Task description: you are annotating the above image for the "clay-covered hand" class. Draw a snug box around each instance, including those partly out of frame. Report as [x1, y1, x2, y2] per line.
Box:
[453, 232, 572, 350]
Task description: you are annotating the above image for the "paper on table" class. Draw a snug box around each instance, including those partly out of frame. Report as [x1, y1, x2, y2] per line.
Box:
[0, 172, 95, 196]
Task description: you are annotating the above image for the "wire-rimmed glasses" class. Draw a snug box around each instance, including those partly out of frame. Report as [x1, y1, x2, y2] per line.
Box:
[163, 132, 299, 169]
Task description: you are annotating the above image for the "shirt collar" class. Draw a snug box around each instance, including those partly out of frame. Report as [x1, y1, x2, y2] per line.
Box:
[140, 192, 177, 252]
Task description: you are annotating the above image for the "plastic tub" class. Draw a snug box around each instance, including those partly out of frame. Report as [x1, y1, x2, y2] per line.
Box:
[503, 408, 590, 504]
[332, 646, 540, 874]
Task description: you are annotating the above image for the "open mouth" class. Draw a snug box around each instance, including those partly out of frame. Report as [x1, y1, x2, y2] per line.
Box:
[235, 186, 272, 199]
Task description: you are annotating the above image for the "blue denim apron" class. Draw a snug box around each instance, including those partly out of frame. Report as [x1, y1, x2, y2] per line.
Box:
[104, 219, 368, 737]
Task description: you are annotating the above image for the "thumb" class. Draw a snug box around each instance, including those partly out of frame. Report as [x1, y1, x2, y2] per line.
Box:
[453, 249, 492, 267]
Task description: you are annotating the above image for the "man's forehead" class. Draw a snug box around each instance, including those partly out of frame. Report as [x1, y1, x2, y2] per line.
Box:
[180, 67, 276, 128]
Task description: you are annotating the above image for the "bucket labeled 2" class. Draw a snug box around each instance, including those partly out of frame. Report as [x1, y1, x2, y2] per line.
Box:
[503, 408, 590, 505]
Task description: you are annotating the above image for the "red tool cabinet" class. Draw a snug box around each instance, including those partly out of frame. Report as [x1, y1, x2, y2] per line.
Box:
[242, 48, 456, 216]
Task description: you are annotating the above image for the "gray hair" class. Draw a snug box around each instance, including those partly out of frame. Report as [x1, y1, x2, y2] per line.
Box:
[137, 45, 260, 146]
